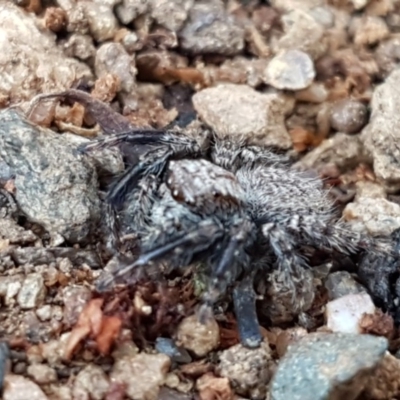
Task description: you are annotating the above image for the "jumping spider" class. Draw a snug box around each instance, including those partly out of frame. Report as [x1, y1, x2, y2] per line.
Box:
[80, 127, 380, 348]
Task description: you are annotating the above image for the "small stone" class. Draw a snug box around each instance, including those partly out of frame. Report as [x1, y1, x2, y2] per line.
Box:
[294, 82, 328, 103]
[363, 352, 400, 399]
[264, 50, 315, 91]
[17, 273, 46, 310]
[296, 133, 367, 173]
[95, 43, 136, 94]
[81, 2, 119, 42]
[351, 16, 389, 46]
[62, 34, 96, 61]
[36, 305, 52, 322]
[269, 333, 388, 400]
[325, 271, 366, 300]
[27, 364, 57, 385]
[350, 0, 370, 10]
[115, 0, 149, 25]
[155, 338, 192, 364]
[218, 340, 273, 399]
[193, 84, 292, 149]
[72, 364, 110, 400]
[343, 182, 400, 237]
[150, 0, 193, 32]
[179, 1, 245, 56]
[110, 353, 170, 400]
[0, 218, 37, 245]
[3, 374, 49, 400]
[325, 293, 376, 334]
[44, 7, 67, 32]
[330, 99, 368, 134]
[375, 36, 400, 79]
[176, 315, 219, 358]
[271, 9, 327, 60]
[62, 285, 92, 328]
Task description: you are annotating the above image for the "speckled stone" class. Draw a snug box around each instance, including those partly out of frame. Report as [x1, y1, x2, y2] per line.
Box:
[270, 333, 388, 400]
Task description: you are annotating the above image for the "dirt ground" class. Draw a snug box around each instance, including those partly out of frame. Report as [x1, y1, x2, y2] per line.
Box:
[2, 0, 400, 399]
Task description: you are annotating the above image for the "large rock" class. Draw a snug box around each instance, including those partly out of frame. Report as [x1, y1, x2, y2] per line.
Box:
[270, 333, 388, 400]
[192, 84, 292, 149]
[0, 110, 100, 243]
[362, 69, 400, 190]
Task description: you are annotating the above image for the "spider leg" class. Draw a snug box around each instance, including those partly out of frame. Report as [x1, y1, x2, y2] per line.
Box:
[261, 222, 307, 288]
[232, 269, 262, 348]
[107, 219, 225, 284]
[211, 140, 289, 172]
[77, 130, 167, 153]
[107, 149, 172, 207]
[103, 174, 158, 251]
[287, 215, 388, 256]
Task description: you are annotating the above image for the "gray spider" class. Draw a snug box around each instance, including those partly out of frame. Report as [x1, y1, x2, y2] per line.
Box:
[80, 128, 378, 348]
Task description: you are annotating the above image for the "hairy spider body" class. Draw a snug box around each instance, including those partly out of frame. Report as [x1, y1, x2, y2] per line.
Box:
[82, 129, 378, 348]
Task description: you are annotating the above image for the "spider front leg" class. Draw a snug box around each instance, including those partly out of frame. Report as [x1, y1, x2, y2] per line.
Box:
[104, 174, 159, 251]
[232, 269, 263, 348]
[80, 130, 205, 207]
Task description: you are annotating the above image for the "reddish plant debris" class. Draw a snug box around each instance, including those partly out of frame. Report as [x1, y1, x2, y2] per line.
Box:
[64, 298, 122, 359]
[289, 126, 324, 153]
[27, 89, 133, 135]
[360, 310, 395, 339]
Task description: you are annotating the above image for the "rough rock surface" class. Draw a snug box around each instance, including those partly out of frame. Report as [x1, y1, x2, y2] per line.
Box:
[110, 353, 171, 400]
[179, 1, 245, 55]
[0, 110, 100, 243]
[343, 182, 400, 236]
[325, 293, 376, 334]
[176, 315, 220, 357]
[0, 3, 91, 104]
[330, 99, 368, 134]
[271, 9, 327, 59]
[3, 374, 49, 400]
[296, 133, 367, 172]
[363, 352, 400, 399]
[362, 69, 400, 189]
[192, 84, 292, 149]
[325, 271, 366, 300]
[218, 340, 273, 399]
[95, 43, 136, 94]
[264, 50, 315, 90]
[269, 333, 388, 400]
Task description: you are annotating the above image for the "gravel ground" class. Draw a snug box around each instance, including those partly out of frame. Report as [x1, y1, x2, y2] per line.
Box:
[2, 0, 400, 399]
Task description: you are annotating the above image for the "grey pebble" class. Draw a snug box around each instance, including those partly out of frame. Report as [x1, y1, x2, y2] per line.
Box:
[270, 333, 388, 400]
[330, 99, 368, 134]
[264, 49, 316, 91]
[325, 271, 366, 300]
[0, 110, 100, 244]
[155, 338, 192, 364]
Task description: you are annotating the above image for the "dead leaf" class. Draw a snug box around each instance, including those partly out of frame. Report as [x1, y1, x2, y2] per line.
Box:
[96, 316, 123, 355]
[360, 310, 395, 339]
[64, 298, 104, 360]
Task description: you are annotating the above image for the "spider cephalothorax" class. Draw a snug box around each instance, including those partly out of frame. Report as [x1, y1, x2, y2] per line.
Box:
[80, 127, 381, 348]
